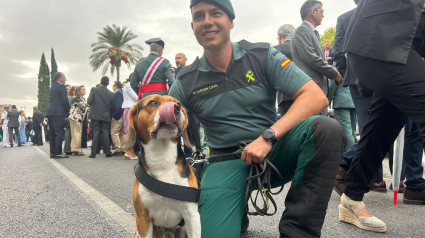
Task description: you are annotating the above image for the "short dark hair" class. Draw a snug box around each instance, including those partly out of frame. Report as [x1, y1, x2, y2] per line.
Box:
[12, 105, 17, 109]
[114, 81, 122, 89]
[28, 117, 32, 119]
[300, 0, 322, 20]
[54, 72, 63, 81]
[100, 76, 109, 86]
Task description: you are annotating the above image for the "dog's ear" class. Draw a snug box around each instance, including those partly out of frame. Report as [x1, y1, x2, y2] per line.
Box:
[123, 104, 138, 151]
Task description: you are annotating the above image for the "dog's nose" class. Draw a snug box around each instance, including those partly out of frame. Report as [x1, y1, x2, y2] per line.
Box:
[159, 102, 178, 124]
[174, 103, 180, 114]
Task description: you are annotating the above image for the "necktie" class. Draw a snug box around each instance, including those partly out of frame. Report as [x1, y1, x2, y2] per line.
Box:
[314, 30, 321, 44]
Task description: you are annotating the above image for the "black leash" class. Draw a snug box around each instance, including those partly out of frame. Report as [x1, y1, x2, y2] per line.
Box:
[208, 142, 285, 216]
[244, 157, 285, 216]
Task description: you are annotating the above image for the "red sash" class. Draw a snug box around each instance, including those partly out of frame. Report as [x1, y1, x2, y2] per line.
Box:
[137, 83, 167, 101]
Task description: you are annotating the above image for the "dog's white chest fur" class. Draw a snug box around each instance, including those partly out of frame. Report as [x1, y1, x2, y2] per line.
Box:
[139, 140, 197, 228]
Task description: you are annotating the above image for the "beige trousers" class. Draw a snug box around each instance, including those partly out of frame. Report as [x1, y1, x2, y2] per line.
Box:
[111, 117, 125, 152]
[69, 119, 82, 152]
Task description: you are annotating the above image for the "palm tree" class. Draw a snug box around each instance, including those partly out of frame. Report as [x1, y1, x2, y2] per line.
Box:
[90, 24, 143, 82]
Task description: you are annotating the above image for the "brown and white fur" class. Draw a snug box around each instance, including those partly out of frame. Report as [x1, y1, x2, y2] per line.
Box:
[124, 94, 200, 238]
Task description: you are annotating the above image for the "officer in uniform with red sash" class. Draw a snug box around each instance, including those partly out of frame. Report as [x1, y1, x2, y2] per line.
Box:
[130, 38, 175, 101]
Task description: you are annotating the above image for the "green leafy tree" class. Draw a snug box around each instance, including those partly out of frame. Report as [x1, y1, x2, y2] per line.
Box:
[37, 53, 50, 114]
[50, 48, 58, 86]
[90, 24, 143, 82]
[320, 27, 336, 47]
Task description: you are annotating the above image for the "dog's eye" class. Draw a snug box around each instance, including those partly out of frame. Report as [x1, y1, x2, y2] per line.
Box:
[148, 100, 159, 107]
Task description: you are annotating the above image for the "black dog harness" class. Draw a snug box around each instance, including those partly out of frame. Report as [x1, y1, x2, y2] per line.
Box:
[134, 162, 200, 202]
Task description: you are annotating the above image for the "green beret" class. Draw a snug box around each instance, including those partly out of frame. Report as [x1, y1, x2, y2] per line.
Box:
[190, 0, 235, 20]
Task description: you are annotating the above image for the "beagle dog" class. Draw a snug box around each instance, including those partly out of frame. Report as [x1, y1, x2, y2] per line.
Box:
[124, 94, 200, 238]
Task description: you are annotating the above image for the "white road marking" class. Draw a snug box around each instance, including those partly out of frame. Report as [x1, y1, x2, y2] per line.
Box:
[34, 147, 135, 235]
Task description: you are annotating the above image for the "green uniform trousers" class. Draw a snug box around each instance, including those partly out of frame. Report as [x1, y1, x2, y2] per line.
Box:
[198, 116, 346, 238]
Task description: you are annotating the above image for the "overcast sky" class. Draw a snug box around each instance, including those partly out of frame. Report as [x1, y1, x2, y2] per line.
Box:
[0, 0, 356, 115]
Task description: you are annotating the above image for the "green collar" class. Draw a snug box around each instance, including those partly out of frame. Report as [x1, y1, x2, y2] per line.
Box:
[198, 42, 246, 72]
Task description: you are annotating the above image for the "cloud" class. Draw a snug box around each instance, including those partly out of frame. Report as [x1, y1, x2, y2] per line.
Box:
[0, 0, 356, 115]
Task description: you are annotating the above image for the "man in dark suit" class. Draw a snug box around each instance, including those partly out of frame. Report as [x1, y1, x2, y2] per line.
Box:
[25, 117, 33, 142]
[32, 106, 44, 145]
[87, 76, 115, 158]
[292, 0, 343, 115]
[45, 72, 70, 158]
[274, 24, 295, 116]
[339, 0, 425, 232]
[275, 24, 294, 61]
[7, 105, 22, 147]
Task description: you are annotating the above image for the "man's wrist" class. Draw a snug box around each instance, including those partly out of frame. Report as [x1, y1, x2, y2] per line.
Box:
[262, 128, 278, 145]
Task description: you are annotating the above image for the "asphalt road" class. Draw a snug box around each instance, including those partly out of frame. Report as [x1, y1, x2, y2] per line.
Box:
[1, 143, 424, 238]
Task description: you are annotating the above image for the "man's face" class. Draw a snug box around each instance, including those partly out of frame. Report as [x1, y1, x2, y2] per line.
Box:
[58, 74, 66, 85]
[80, 87, 86, 96]
[113, 85, 117, 91]
[175, 53, 187, 68]
[312, 5, 324, 26]
[325, 42, 330, 50]
[4, 107, 9, 112]
[66, 86, 71, 95]
[191, 1, 234, 51]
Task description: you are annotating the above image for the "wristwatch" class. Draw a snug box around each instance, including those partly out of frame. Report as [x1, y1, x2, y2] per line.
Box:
[262, 128, 277, 145]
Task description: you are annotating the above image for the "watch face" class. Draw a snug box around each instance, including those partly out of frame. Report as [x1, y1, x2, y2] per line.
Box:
[263, 129, 275, 140]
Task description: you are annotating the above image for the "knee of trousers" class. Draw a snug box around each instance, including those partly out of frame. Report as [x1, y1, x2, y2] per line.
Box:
[310, 117, 347, 162]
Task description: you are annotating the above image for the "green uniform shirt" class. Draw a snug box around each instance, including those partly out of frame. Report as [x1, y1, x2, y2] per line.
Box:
[169, 40, 310, 148]
[130, 52, 175, 97]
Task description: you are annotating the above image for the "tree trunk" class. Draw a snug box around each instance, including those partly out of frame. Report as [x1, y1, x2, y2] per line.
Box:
[116, 65, 120, 82]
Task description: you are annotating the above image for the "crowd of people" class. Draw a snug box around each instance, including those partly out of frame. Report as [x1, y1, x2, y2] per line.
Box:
[1, 0, 424, 237]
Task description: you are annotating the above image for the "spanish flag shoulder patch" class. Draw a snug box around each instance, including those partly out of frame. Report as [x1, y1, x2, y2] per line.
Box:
[280, 58, 291, 68]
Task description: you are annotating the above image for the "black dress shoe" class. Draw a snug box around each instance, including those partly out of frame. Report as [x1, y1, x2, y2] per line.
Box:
[10, 144, 13, 147]
[105, 154, 112, 158]
[65, 151, 73, 155]
[89, 155, 96, 158]
[403, 189, 425, 205]
[54, 154, 69, 159]
[18, 144, 23, 147]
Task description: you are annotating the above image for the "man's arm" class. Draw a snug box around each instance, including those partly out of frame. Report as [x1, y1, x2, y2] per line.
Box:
[333, 15, 347, 76]
[164, 61, 176, 86]
[293, 27, 342, 83]
[241, 48, 328, 164]
[130, 69, 140, 94]
[87, 88, 94, 105]
[241, 80, 328, 165]
[60, 86, 70, 114]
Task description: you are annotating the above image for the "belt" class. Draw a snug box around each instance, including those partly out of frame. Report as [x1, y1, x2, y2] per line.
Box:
[208, 144, 246, 164]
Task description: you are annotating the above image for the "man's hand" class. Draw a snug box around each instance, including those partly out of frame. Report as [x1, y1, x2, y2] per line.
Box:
[334, 72, 343, 85]
[170, 66, 175, 76]
[241, 136, 273, 165]
[325, 56, 332, 61]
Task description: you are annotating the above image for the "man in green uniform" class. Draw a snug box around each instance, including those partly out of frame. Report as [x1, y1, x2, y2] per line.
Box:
[168, 0, 346, 237]
[130, 38, 175, 101]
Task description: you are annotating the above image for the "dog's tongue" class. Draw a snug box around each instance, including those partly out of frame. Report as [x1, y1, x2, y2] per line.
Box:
[159, 102, 177, 124]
